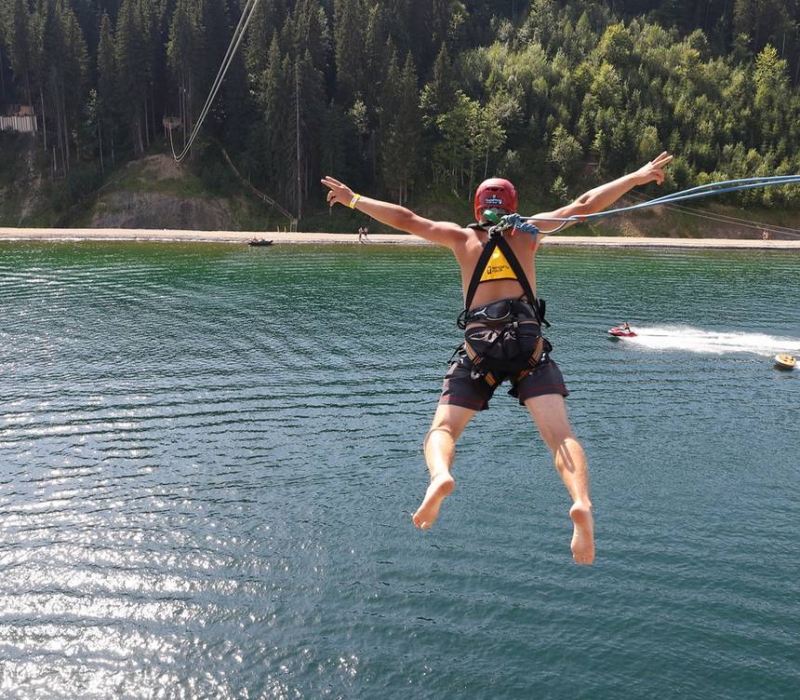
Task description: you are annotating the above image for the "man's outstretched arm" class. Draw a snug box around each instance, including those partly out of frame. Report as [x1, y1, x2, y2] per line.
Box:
[321, 176, 464, 248]
[532, 152, 673, 235]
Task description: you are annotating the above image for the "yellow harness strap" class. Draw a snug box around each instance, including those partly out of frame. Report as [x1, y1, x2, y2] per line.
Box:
[478, 247, 517, 282]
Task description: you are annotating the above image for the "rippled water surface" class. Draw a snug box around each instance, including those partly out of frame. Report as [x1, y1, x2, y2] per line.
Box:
[1, 241, 799, 699]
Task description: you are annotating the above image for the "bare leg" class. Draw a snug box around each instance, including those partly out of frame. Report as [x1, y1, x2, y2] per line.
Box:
[412, 404, 476, 530]
[525, 394, 595, 565]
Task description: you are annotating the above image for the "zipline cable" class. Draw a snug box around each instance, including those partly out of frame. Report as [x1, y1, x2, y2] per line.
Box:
[624, 190, 800, 239]
[499, 175, 800, 236]
[172, 0, 258, 161]
[171, 0, 261, 162]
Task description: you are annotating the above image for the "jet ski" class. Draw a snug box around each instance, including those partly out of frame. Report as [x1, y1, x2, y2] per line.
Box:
[608, 324, 637, 338]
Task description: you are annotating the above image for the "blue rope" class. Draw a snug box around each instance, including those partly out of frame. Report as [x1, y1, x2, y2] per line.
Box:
[500, 174, 800, 235]
[494, 213, 542, 235]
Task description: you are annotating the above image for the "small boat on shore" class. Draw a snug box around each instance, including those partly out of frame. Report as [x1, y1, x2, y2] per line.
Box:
[774, 353, 796, 370]
[247, 238, 273, 247]
[608, 324, 637, 338]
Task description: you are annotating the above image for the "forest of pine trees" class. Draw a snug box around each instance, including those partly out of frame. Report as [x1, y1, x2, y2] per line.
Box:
[1, 0, 799, 220]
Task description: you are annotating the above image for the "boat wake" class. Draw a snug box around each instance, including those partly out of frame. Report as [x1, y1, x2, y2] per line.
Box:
[620, 325, 800, 357]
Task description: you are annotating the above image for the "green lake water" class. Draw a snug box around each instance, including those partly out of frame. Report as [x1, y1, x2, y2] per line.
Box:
[1, 240, 799, 699]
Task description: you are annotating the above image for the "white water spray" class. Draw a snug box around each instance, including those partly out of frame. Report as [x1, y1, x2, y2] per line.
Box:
[620, 325, 800, 357]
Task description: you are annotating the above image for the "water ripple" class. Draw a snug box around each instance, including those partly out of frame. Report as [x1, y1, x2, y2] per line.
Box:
[1, 242, 799, 699]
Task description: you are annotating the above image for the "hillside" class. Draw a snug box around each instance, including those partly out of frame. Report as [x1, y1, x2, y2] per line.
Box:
[2, 0, 798, 229]
[1, 138, 798, 240]
[87, 155, 240, 231]
[0, 139, 279, 231]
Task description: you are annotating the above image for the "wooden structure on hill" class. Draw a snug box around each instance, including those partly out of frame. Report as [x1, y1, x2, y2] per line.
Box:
[1, 105, 37, 133]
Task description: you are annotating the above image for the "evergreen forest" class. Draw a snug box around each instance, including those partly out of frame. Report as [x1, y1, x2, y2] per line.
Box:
[1, 0, 799, 224]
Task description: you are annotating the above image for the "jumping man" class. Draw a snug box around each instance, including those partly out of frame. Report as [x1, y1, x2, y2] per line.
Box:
[322, 152, 672, 565]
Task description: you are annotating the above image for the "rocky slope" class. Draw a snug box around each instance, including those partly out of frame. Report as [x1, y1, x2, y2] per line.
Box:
[88, 155, 238, 230]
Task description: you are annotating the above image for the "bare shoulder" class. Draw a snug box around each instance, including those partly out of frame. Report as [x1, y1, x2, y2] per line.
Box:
[407, 216, 471, 249]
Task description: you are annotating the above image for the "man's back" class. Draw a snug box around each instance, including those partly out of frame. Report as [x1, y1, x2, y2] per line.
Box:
[447, 225, 540, 310]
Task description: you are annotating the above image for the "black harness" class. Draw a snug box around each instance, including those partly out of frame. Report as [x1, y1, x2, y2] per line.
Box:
[458, 223, 549, 329]
[454, 224, 552, 390]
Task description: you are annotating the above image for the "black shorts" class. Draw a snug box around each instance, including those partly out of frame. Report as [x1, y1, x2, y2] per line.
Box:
[439, 328, 569, 411]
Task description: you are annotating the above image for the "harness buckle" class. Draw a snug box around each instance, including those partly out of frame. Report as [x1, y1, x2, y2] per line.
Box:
[513, 335, 547, 382]
[464, 340, 498, 387]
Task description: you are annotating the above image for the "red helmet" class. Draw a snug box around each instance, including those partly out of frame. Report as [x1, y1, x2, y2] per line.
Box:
[474, 177, 518, 222]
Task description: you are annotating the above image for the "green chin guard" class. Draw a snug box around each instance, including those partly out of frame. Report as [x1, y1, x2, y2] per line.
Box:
[482, 208, 503, 224]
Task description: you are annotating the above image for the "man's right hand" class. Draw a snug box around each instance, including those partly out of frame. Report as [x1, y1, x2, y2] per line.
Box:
[322, 176, 355, 208]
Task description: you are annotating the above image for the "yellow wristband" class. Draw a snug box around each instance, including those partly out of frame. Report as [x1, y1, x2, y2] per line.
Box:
[348, 194, 361, 209]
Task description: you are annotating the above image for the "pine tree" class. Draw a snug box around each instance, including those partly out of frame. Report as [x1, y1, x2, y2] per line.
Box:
[379, 48, 422, 202]
[166, 0, 199, 154]
[243, 0, 287, 77]
[394, 52, 422, 202]
[218, 0, 253, 152]
[430, 0, 454, 56]
[97, 11, 117, 168]
[117, 0, 147, 155]
[362, 2, 388, 109]
[259, 32, 291, 197]
[199, 0, 233, 136]
[292, 46, 326, 215]
[40, 0, 68, 172]
[59, 1, 88, 162]
[27, 0, 47, 152]
[8, 0, 33, 104]
[136, 0, 163, 150]
[281, 0, 328, 216]
[754, 44, 791, 149]
[360, 2, 389, 179]
[333, 0, 362, 105]
[407, 0, 434, 74]
[420, 43, 456, 123]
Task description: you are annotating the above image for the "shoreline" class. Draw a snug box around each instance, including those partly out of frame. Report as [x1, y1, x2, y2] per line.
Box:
[1, 227, 799, 249]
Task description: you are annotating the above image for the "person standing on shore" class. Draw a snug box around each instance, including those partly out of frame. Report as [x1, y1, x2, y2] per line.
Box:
[322, 152, 672, 565]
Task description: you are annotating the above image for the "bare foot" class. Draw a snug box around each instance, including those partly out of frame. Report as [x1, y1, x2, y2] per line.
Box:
[412, 472, 455, 530]
[569, 503, 595, 565]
